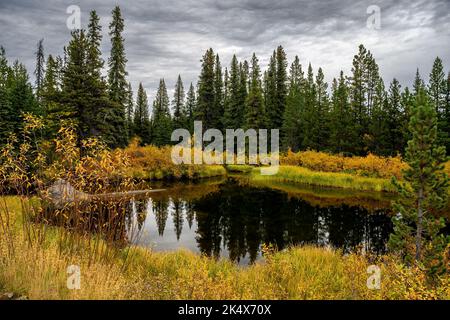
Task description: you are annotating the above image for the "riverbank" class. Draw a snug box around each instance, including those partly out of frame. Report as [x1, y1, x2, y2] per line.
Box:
[249, 166, 396, 193]
[0, 197, 448, 300]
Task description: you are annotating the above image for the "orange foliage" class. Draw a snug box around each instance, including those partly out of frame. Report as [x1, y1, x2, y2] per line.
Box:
[281, 150, 408, 179]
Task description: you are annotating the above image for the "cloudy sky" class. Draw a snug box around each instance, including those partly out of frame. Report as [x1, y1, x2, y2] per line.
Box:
[0, 0, 449, 103]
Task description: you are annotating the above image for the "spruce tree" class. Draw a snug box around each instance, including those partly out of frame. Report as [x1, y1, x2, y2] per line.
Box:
[184, 82, 196, 133]
[0, 47, 13, 145]
[196, 48, 216, 130]
[151, 79, 172, 146]
[245, 53, 265, 130]
[107, 5, 128, 147]
[428, 57, 449, 152]
[264, 51, 277, 129]
[133, 83, 150, 143]
[282, 56, 303, 151]
[223, 54, 242, 129]
[388, 89, 449, 276]
[314, 67, 330, 150]
[172, 75, 185, 129]
[34, 39, 45, 104]
[329, 71, 356, 154]
[213, 54, 224, 130]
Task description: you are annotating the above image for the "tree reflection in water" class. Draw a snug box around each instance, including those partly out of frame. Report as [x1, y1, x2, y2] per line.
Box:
[129, 177, 393, 265]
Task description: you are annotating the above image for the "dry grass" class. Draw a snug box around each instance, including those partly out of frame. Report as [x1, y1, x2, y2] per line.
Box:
[1, 197, 448, 300]
[251, 166, 396, 193]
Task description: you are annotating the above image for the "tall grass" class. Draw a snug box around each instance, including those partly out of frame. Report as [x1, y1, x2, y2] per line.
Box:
[251, 166, 396, 193]
[124, 139, 226, 180]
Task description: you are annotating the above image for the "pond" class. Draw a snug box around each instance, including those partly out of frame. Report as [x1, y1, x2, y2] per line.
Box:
[127, 176, 394, 265]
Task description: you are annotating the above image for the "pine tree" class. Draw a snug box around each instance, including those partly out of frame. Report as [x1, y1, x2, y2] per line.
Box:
[0, 47, 13, 145]
[368, 78, 389, 155]
[413, 68, 425, 96]
[172, 75, 185, 129]
[428, 57, 449, 151]
[41, 54, 63, 137]
[223, 54, 242, 129]
[133, 83, 150, 143]
[388, 89, 449, 276]
[245, 53, 265, 130]
[314, 67, 329, 150]
[213, 54, 224, 130]
[125, 82, 134, 137]
[282, 56, 303, 151]
[349, 44, 380, 154]
[184, 83, 196, 133]
[386, 78, 405, 154]
[34, 39, 45, 103]
[107, 5, 128, 147]
[264, 51, 277, 129]
[329, 71, 356, 154]
[265, 46, 287, 130]
[151, 79, 172, 146]
[196, 48, 216, 130]
[300, 63, 317, 150]
[61, 29, 90, 139]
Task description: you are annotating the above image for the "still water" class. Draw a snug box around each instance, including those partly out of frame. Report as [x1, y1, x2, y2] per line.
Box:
[127, 177, 394, 265]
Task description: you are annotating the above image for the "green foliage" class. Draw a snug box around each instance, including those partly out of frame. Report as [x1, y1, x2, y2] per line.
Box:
[388, 89, 449, 277]
[151, 79, 172, 146]
[133, 83, 151, 143]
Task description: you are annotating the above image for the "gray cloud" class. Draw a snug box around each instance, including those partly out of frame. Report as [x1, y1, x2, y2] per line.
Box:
[0, 0, 449, 107]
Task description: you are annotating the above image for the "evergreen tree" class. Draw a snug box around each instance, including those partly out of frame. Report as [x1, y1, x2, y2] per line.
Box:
[274, 46, 288, 129]
[388, 89, 449, 276]
[107, 5, 128, 147]
[196, 48, 217, 130]
[184, 82, 196, 133]
[0, 47, 12, 145]
[125, 82, 134, 137]
[386, 79, 405, 154]
[151, 79, 172, 146]
[172, 74, 185, 129]
[223, 54, 242, 129]
[282, 56, 303, 151]
[34, 39, 45, 103]
[133, 83, 150, 143]
[428, 57, 449, 151]
[213, 54, 224, 130]
[245, 53, 265, 130]
[329, 71, 356, 153]
[413, 68, 425, 96]
[300, 63, 317, 150]
[264, 51, 277, 129]
[313, 67, 329, 150]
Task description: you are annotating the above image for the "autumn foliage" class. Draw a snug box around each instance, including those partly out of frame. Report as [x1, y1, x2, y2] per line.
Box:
[281, 150, 408, 179]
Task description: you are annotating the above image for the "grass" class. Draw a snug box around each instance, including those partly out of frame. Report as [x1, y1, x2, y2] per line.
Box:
[1, 196, 449, 300]
[250, 166, 396, 193]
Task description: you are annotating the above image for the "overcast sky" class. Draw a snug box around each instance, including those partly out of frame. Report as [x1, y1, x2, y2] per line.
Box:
[0, 0, 449, 104]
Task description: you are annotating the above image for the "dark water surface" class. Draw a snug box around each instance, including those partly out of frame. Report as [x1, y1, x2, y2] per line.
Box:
[127, 177, 394, 265]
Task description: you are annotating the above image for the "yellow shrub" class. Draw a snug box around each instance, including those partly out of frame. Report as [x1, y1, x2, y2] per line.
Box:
[281, 150, 408, 179]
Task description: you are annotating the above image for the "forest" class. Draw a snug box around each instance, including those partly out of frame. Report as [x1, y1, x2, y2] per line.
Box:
[1, 6, 449, 157]
[0, 5, 449, 301]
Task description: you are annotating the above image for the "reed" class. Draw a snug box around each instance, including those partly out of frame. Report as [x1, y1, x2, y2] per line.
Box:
[250, 166, 396, 193]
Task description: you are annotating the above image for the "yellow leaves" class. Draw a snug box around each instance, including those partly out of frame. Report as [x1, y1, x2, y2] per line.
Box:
[281, 150, 409, 179]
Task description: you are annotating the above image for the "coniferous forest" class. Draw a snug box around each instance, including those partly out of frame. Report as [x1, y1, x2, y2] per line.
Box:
[0, 3, 449, 303]
[1, 6, 449, 157]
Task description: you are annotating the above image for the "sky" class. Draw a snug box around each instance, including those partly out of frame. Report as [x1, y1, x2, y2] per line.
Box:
[0, 0, 449, 104]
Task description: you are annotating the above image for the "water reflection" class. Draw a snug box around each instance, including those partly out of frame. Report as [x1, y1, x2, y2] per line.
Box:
[129, 178, 393, 265]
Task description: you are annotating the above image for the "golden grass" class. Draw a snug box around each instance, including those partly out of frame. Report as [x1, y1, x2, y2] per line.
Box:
[251, 166, 396, 193]
[1, 197, 448, 300]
